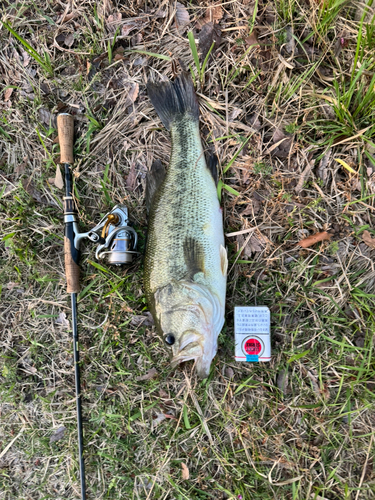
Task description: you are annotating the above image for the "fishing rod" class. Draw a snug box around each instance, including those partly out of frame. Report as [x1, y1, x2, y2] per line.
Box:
[57, 113, 86, 500]
[56, 113, 139, 500]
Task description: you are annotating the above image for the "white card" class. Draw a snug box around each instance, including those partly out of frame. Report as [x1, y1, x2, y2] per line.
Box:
[234, 306, 271, 362]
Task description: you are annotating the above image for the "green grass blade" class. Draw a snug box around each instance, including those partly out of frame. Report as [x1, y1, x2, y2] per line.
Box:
[223, 137, 251, 173]
[124, 49, 171, 61]
[188, 31, 200, 75]
[200, 42, 215, 79]
[1, 20, 44, 65]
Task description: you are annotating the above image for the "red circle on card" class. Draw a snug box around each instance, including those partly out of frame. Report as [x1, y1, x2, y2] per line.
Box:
[244, 338, 262, 355]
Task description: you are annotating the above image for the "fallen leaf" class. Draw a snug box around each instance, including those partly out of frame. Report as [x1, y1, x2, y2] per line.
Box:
[298, 231, 332, 248]
[55, 311, 70, 329]
[4, 88, 13, 101]
[175, 2, 190, 32]
[237, 234, 252, 259]
[126, 163, 137, 191]
[316, 148, 332, 185]
[64, 33, 74, 47]
[237, 232, 268, 257]
[21, 49, 31, 67]
[50, 426, 66, 443]
[124, 82, 139, 108]
[152, 413, 166, 428]
[354, 331, 365, 348]
[106, 12, 122, 32]
[241, 196, 262, 215]
[122, 20, 140, 37]
[181, 462, 189, 480]
[272, 126, 287, 144]
[61, 64, 77, 76]
[131, 32, 143, 46]
[351, 176, 361, 191]
[269, 126, 293, 158]
[294, 160, 313, 193]
[136, 368, 158, 381]
[246, 31, 259, 47]
[130, 312, 154, 327]
[114, 53, 126, 62]
[228, 107, 242, 121]
[203, 4, 223, 24]
[61, 11, 75, 23]
[198, 22, 222, 62]
[246, 113, 261, 131]
[22, 178, 48, 205]
[248, 233, 267, 252]
[39, 107, 57, 128]
[54, 165, 64, 190]
[55, 33, 66, 43]
[15, 157, 28, 177]
[362, 230, 375, 250]
[159, 389, 169, 399]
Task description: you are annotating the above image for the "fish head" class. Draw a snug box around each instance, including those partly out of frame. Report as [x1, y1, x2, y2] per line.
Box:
[154, 280, 224, 378]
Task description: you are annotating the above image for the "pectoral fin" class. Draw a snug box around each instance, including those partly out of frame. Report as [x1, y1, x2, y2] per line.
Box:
[220, 244, 228, 276]
[183, 237, 205, 280]
[145, 159, 166, 214]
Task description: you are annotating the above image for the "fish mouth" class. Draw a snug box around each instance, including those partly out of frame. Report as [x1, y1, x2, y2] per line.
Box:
[171, 342, 203, 366]
[171, 331, 203, 368]
[170, 331, 213, 379]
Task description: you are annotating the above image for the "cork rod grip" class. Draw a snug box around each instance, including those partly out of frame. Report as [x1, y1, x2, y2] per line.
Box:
[64, 235, 80, 293]
[57, 114, 74, 164]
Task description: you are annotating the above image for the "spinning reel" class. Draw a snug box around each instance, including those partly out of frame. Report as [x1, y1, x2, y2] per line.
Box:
[73, 205, 139, 265]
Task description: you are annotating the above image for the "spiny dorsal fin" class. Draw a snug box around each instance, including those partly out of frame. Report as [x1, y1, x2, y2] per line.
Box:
[183, 237, 205, 280]
[145, 159, 166, 215]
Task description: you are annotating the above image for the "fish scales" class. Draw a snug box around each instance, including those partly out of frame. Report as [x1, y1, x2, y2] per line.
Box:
[145, 117, 222, 291]
[144, 73, 227, 378]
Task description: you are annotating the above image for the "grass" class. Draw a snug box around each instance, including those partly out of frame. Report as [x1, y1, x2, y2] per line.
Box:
[1, 1, 375, 499]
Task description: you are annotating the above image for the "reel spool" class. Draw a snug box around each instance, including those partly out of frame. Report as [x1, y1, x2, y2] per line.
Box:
[75, 205, 138, 265]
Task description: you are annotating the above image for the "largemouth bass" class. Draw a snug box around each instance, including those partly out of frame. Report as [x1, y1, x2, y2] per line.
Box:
[144, 73, 227, 378]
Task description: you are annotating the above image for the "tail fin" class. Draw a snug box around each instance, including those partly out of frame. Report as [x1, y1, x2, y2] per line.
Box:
[147, 72, 199, 131]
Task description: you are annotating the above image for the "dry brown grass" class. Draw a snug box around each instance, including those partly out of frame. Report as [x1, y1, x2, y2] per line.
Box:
[1, 0, 375, 499]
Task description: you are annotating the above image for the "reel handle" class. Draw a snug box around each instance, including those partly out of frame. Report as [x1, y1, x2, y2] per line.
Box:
[57, 113, 74, 164]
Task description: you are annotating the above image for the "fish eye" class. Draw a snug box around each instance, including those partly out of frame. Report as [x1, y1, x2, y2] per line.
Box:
[164, 334, 175, 346]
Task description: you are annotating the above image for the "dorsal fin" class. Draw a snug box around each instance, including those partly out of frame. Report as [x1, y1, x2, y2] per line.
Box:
[145, 159, 166, 215]
[206, 153, 219, 186]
